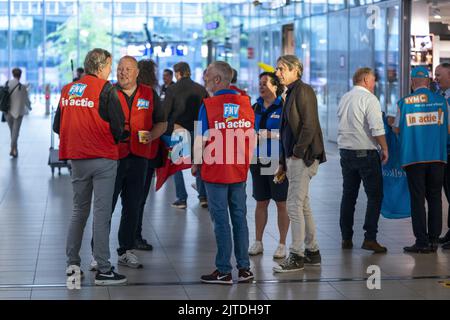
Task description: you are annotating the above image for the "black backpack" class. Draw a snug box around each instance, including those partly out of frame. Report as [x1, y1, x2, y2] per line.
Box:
[0, 81, 20, 113]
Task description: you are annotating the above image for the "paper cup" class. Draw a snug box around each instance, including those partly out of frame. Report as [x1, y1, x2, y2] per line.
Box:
[138, 130, 149, 143]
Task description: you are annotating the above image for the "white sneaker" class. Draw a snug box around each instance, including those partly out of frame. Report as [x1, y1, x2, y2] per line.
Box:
[248, 241, 263, 255]
[118, 250, 143, 269]
[89, 259, 98, 271]
[66, 265, 84, 278]
[273, 244, 286, 259]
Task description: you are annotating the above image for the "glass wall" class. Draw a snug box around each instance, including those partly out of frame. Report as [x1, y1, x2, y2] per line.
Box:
[1, 0, 208, 112]
[235, 0, 404, 141]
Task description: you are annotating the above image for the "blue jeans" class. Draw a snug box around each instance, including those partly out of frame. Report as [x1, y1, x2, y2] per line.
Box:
[204, 182, 250, 273]
[174, 170, 206, 201]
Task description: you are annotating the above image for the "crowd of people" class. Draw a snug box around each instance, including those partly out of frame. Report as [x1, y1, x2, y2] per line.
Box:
[4, 47, 450, 286]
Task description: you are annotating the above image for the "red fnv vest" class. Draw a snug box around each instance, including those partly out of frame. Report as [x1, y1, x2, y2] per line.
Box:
[117, 84, 158, 159]
[59, 75, 119, 160]
[201, 94, 255, 184]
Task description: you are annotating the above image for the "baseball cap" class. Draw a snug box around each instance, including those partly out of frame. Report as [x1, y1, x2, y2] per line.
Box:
[411, 66, 430, 79]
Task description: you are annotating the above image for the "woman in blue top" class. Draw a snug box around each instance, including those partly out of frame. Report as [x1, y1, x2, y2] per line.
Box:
[248, 72, 289, 259]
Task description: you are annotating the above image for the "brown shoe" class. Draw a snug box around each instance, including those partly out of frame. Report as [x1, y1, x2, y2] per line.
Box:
[342, 240, 353, 249]
[362, 240, 387, 253]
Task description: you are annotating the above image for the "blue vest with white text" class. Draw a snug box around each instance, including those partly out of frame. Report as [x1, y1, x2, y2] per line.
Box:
[398, 87, 448, 167]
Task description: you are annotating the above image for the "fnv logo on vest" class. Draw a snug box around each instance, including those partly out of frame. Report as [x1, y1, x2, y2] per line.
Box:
[61, 83, 94, 108]
[68, 84, 87, 98]
[224, 103, 240, 121]
[406, 110, 443, 127]
[404, 94, 428, 105]
[137, 98, 150, 110]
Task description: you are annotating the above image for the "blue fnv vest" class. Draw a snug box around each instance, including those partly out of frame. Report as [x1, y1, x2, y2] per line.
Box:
[398, 87, 448, 167]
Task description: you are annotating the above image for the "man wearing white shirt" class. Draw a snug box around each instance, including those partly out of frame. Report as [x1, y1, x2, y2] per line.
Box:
[337, 67, 388, 253]
[435, 63, 450, 249]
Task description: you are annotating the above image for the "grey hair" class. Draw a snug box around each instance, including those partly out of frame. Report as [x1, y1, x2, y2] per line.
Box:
[84, 48, 112, 75]
[209, 61, 233, 85]
[277, 55, 303, 79]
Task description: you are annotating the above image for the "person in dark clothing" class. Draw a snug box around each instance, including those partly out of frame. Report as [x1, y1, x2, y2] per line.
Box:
[73, 67, 85, 81]
[160, 69, 174, 101]
[135, 58, 161, 251]
[163, 62, 209, 209]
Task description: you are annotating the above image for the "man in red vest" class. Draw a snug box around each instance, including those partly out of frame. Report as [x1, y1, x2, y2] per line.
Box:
[192, 61, 256, 284]
[54, 48, 127, 286]
[109, 56, 167, 269]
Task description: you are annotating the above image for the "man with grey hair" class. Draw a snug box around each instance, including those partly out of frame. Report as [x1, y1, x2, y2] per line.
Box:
[54, 48, 127, 285]
[337, 67, 388, 254]
[273, 55, 326, 273]
[192, 61, 255, 284]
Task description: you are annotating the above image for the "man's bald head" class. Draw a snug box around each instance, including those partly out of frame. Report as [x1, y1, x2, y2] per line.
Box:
[117, 55, 139, 90]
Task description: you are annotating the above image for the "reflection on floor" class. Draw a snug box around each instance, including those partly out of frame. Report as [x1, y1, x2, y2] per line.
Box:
[0, 112, 449, 300]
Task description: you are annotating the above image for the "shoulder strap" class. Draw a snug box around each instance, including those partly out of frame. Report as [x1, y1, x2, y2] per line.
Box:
[9, 83, 20, 95]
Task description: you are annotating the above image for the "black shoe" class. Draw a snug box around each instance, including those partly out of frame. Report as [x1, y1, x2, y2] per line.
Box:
[134, 238, 153, 251]
[403, 244, 431, 254]
[273, 253, 304, 273]
[199, 197, 208, 208]
[342, 240, 353, 249]
[439, 231, 450, 244]
[95, 270, 127, 286]
[429, 240, 439, 252]
[361, 240, 387, 253]
[442, 241, 450, 250]
[304, 249, 321, 266]
[238, 269, 254, 283]
[171, 199, 187, 209]
[201, 270, 233, 284]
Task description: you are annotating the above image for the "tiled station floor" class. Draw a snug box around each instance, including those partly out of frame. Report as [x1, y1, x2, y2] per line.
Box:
[0, 111, 449, 300]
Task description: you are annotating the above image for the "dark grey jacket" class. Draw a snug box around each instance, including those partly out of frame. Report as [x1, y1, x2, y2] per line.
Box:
[281, 79, 326, 168]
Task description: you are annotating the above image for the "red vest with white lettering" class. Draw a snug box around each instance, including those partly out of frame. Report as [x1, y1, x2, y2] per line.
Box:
[201, 94, 255, 184]
[117, 84, 159, 160]
[59, 75, 119, 160]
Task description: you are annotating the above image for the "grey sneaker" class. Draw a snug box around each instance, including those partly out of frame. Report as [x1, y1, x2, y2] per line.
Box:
[273, 252, 304, 273]
[304, 249, 321, 266]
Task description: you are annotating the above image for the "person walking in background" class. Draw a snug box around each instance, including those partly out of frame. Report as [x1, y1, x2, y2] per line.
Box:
[393, 66, 448, 253]
[54, 48, 127, 285]
[273, 55, 326, 273]
[160, 69, 174, 101]
[5, 68, 31, 158]
[337, 67, 388, 253]
[435, 63, 450, 249]
[193, 61, 255, 284]
[248, 72, 289, 259]
[163, 62, 209, 209]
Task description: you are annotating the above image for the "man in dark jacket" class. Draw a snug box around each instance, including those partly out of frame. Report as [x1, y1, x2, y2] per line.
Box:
[163, 62, 209, 209]
[273, 55, 326, 273]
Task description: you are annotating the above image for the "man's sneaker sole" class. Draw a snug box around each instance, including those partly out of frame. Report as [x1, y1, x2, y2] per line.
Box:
[94, 278, 127, 286]
[171, 204, 187, 209]
[272, 266, 304, 273]
[118, 260, 143, 269]
[304, 262, 321, 266]
[238, 276, 254, 283]
[201, 279, 233, 285]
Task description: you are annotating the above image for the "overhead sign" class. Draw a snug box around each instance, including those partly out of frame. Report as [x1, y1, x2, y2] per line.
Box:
[205, 21, 220, 30]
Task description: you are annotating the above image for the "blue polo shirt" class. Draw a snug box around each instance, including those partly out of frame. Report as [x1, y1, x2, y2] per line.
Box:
[254, 96, 283, 158]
